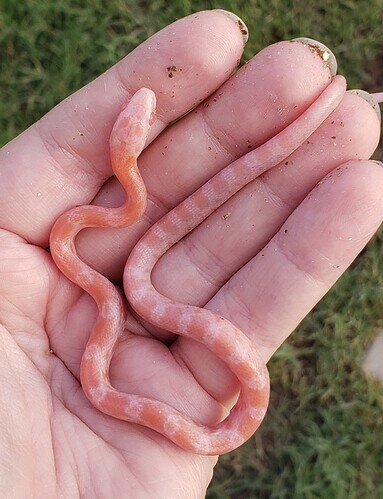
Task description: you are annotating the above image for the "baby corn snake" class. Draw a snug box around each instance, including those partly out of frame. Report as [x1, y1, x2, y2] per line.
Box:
[50, 75, 346, 455]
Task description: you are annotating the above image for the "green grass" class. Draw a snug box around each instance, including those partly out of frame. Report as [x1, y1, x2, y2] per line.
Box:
[1, 0, 382, 497]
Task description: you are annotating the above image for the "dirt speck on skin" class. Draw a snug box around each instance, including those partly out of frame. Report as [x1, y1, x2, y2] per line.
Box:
[166, 65, 177, 78]
[222, 212, 231, 220]
[237, 19, 248, 37]
[300, 41, 333, 71]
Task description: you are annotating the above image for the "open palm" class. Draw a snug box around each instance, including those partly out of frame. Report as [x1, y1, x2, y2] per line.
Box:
[0, 10, 382, 498]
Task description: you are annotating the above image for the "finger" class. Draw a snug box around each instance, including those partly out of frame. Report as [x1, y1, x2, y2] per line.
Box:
[0, 10, 246, 245]
[75, 38, 337, 280]
[110, 90, 380, 342]
[47, 84, 379, 365]
[48, 38, 340, 359]
[173, 160, 383, 402]
[48, 66, 377, 361]
[151, 91, 381, 308]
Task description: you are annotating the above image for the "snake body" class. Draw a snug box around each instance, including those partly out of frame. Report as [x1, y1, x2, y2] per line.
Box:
[50, 75, 346, 455]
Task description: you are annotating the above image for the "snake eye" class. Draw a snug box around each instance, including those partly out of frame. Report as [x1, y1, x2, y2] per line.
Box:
[149, 110, 156, 126]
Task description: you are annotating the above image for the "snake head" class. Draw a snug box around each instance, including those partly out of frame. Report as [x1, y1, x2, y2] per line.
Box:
[110, 88, 156, 164]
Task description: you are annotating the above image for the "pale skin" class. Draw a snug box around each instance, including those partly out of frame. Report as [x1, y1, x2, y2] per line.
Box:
[0, 9, 382, 499]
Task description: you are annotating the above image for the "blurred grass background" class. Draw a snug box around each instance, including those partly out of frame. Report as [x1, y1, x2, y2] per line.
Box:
[1, 0, 382, 497]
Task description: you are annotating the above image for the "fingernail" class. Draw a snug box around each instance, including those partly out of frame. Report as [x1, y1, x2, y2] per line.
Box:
[292, 37, 337, 77]
[348, 89, 381, 123]
[215, 9, 249, 45]
[373, 160, 383, 167]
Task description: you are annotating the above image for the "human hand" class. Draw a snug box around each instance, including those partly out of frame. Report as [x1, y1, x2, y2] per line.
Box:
[0, 10, 382, 498]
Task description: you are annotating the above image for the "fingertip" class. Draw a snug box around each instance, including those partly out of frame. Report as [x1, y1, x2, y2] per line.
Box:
[213, 9, 249, 45]
[341, 158, 383, 185]
[347, 89, 381, 124]
[316, 159, 383, 222]
[291, 37, 337, 77]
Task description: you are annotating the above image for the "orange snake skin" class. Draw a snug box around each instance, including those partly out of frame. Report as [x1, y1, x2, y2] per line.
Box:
[50, 75, 346, 455]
